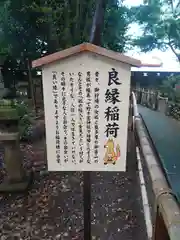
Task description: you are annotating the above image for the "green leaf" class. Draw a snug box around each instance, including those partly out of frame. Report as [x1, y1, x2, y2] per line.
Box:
[130, 0, 180, 62]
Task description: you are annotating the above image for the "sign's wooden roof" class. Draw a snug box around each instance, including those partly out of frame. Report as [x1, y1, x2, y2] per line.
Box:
[32, 42, 142, 68]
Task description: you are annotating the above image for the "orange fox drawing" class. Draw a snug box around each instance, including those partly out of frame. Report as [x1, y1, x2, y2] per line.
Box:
[104, 138, 120, 165]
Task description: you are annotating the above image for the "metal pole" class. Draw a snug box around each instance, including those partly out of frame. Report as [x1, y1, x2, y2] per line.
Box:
[83, 1, 108, 238]
[32, 1, 107, 233]
[83, 171, 91, 240]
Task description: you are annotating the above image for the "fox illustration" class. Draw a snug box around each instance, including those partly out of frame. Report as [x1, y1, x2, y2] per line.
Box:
[104, 138, 120, 165]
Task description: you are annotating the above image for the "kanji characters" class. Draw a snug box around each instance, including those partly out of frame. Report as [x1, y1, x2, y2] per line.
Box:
[104, 106, 119, 121]
[52, 71, 60, 164]
[94, 76, 100, 163]
[108, 68, 121, 86]
[105, 122, 119, 138]
[78, 72, 84, 163]
[105, 68, 121, 139]
[105, 88, 121, 104]
[70, 73, 76, 164]
[86, 71, 91, 164]
[61, 72, 68, 163]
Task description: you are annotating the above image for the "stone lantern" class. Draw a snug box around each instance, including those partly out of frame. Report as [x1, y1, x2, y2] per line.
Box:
[0, 99, 30, 192]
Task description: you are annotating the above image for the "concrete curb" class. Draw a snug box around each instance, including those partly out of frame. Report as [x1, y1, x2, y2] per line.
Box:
[136, 146, 152, 239]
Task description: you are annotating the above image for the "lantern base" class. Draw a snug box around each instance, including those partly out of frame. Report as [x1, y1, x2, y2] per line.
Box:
[0, 172, 32, 193]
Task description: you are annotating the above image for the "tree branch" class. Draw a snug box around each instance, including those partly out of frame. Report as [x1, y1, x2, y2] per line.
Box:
[169, 0, 174, 14]
[166, 32, 180, 62]
[168, 42, 180, 62]
[176, 0, 180, 9]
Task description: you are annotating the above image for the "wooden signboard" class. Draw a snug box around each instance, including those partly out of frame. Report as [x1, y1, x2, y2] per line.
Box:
[32, 43, 141, 172]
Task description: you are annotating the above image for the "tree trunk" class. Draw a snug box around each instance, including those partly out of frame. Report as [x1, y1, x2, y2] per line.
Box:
[90, 0, 108, 46]
[64, 0, 71, 48]
[27, 58, 37, 115]
[75, 0, 80, 44]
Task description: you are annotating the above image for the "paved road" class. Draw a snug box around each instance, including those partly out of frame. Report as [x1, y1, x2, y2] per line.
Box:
[138, 105, 180, 202]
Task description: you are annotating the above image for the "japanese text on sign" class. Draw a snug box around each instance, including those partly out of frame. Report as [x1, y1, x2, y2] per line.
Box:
[46, 59, 129, 172]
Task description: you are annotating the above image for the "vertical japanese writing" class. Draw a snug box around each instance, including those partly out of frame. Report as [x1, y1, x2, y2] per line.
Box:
[105, 68, 121, 138]
[78, 72, 84, 163]
[86, 71, 92, 164]
[61, 72, 68, 163]
[52, 71, 60, 164]
[94, 71, 100, 163]
[70, 73, 76, 164]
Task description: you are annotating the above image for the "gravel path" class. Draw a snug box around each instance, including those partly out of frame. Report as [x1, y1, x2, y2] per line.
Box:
[0, 132, 147, 239]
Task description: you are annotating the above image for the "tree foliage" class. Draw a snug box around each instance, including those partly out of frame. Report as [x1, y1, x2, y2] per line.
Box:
[130, 0, 180, 62]
[0, 0, 129, 60]
[160, 74, 180, 101]
[102, 2, 130, 52]
[0, 0, 130, 98]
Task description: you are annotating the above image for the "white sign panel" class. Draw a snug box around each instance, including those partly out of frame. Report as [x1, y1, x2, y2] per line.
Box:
[42, 53, 131, 171]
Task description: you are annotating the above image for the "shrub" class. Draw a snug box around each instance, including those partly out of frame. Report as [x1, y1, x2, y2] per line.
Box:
[13, 100, 35, 140]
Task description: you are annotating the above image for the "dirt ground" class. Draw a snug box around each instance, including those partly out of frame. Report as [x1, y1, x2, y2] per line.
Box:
[0, 133, 147, 240]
